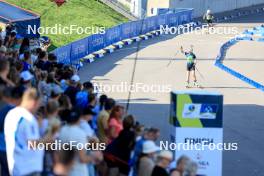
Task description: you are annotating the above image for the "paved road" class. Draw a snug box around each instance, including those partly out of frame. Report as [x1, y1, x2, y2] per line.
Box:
[79, 12, 264, 176]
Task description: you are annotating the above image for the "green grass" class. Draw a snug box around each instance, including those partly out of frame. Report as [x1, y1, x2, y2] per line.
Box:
[5, 0, 128, 49]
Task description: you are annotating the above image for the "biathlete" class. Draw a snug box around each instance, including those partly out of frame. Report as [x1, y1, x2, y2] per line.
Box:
[203, 9, 214, 27]
[180, 45, 200, 88]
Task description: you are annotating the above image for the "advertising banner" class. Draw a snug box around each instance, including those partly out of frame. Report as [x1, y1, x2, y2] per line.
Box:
[71, 37, 89, 61]
[121, 22, 132, 40]
[169, 90, 223, 176]
[105, 25, 121, 46]
[53, 44, 72, 65]
[88, 34, 106, 54]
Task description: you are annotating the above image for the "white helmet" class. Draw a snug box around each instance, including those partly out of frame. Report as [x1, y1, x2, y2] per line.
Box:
[207, 9, 211, 14]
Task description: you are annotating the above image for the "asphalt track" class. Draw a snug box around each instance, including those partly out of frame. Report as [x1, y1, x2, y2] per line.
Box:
[79, 12, 264, 176]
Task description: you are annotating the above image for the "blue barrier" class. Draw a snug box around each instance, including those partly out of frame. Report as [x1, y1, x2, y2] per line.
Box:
[52, 9, 193, 65]
[120, 22, 132, 40]
[88, 34, 106, 54]
[215, 28, 264, 92]
[53, 44, 72, 65]
[105, 25, 122, 46]
[71, 37, 89, 62]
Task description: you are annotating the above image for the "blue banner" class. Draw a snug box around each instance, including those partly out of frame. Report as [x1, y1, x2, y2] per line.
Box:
[105, 25, 122, 46]
[156, 14, 167, 30]
[167, 13, 179, 27]
[71, 37, 89, 61]
[137, 19, 148, 35]
[88, 34, 106, 54]
[53, 44, 72, 65]
[121, 22, 132, 40]
[146, 16, 157, 32]
[130, 20, 141, 37]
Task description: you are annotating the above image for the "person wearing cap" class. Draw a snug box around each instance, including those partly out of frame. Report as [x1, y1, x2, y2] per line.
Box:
[64, 74, 81, 105]
[137, 140, 160, 176]
[131, 127, 160, 176]
[151, 150, 173, 176]
[20, 70, 34, 88]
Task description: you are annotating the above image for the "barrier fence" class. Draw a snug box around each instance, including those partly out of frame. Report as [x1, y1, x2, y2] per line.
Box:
[52, 9, 193, 65]
[215, 26, 264, 92]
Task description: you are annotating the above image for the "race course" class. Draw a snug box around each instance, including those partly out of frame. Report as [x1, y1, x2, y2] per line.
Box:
[79, 11, 264, 176]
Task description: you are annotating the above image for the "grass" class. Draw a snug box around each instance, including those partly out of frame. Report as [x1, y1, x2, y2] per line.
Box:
[5, 0, 128, 49]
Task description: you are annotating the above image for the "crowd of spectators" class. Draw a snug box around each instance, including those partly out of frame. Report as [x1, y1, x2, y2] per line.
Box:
[0, 24, 198, 176]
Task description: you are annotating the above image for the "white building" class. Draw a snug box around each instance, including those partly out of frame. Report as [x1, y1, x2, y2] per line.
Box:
[130, 0, 264, 18]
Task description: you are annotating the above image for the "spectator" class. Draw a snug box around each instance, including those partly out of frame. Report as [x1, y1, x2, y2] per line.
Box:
[20, 70, 34, 88]
[41, 100, 61, 137]
[97, 98, 116, 143]
[108, 105, 125, 142]
[43, 100, 61, 175]
[59, 108, 96, 176]
[151, 150, 173, 176]
[45, 72, 63, 100]
[37, 71, 48, 98]
[170, 155, 190, 176]
[183, 161, 198, 176]
[0, 46, 6, 58]
[131, 127, 160, 176]
[0, 26, 6, 41]
[35, 50, 48, 70]
[19, 38, 30, 55]
[4, 88, 55, 175]
[64, 74, 81, 105]
[137, 140, 160, 176]
[105, 115, 136, 176]
[22, 51, 32, 71]
[53, 145, 76, 176]
[0, 58, 14, 86]
[0, 86, 24, 176]
[58, 94, 72, 110]
[99, 94, 108, 110]
[79, 107, 97, 139]
[75, 81, 94, 108]
[4, 31, 17, 49]
[88, 93, 100, 131]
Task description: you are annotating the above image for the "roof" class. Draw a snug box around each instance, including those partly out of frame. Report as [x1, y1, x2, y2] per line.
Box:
[0, 0, 39, 23]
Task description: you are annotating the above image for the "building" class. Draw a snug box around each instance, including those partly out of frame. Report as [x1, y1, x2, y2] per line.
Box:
[131, 0, 264, 18]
